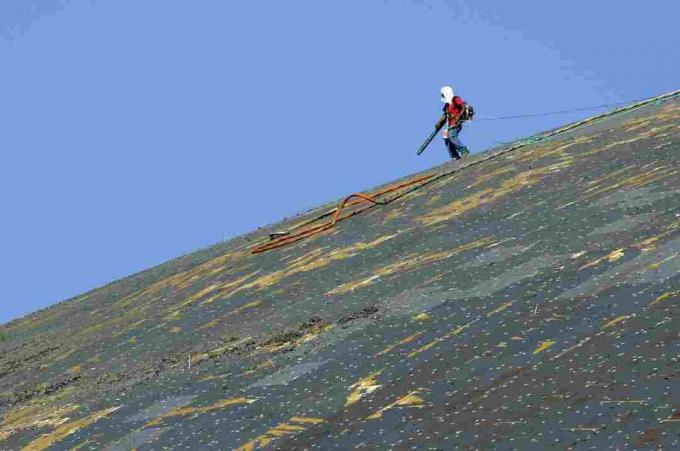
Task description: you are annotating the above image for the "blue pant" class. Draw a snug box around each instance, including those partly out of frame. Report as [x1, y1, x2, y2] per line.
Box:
[444, 125, 468, 159]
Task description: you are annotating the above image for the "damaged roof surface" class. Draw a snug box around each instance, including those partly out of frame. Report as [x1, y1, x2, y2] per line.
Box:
[1, 94, 680, 450]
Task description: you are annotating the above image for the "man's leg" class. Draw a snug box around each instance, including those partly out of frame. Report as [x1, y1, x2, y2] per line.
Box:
[444, 138, 461, 159]
[449, 126, 469, 156]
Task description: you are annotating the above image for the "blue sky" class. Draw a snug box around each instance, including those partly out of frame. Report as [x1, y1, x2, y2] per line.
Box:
[1, 0, 678, 323]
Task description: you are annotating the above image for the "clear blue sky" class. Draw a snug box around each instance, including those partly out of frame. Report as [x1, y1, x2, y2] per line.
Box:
[1, 0, 678, 323]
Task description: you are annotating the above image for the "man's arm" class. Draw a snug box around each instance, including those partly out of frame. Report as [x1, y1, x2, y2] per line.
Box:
[434, 114, 446, 130]
[450, 97, 465, 125]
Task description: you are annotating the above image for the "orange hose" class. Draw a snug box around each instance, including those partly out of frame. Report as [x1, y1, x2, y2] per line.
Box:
[251, 174, 435, 254]
[331, 193, 382, 224]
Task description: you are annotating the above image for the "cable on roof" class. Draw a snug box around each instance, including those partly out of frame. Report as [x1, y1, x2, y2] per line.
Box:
[473, 97, 661, 122]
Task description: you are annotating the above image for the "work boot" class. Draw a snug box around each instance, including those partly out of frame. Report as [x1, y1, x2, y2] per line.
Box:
[448, 148, 461, 160]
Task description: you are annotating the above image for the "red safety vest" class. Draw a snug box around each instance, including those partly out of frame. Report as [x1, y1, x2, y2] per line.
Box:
[445, 96, 466, 127]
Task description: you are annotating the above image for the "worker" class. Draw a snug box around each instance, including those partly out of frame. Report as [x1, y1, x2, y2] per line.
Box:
[438, 86, 471, 160]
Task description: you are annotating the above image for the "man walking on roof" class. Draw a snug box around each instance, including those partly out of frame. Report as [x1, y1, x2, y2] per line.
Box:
[439, 86, 470, 160]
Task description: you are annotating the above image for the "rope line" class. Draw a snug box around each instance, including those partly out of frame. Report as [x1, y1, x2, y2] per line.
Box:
[473, 96, 659, 122]
[249, 89, 680, 254]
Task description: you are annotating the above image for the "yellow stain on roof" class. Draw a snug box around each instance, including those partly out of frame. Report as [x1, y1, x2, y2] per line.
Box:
[235, 416, 324, 451]
[197, 318, 221, 331]
[50, 347, 77, 364]
[86, 354, 101, 363]
[261, 322, 333, 353]
[1, 403, 78, 442]
[407, 318, 480, 358]
[485, 237, 516, 248]
[564, 427, 602, 432]
[294, 234, 398, 273]
[418, 168, 554, 227]
[412, 312, 431, 321]
[583, 168, 631, 191]
[283, 247, 326, 267]
[196, 235, 399, 308]
[580, 249, 625, 270]
[383, 207, 405, 224]
[647, 252, 679, 270]
[645, 123, 680, 141]
[635, 219, 680, 251]
[623, 116, 655, 132]
[126, 265, 259, 321]
[557, 166, 630, 209]
[241, 359, 275, 377]
[425, 193, 442, 206]
[289, 416, 324, 424]
[602, 314, 635, 330]
[375, 332, 422, 357]
[649, 290, 680, 307]
[659, 100, 680, 115]
[366, 389, 427, 420]
[111, 318, 147, 338]
[192, 337, 254, 365]
[70, 438, 95, 451]
[227, 300, 262, 316]
[487, 301, 514, 317]
[466, 166, 516, 190]
[577, 127, 674, 159]
[570, 165, 677, 211]
[162, 270, 259, 315]
[194, 271, 262, 306]
[22, 405, 120, 451]
[328, 237, 493, 296]
[533, 340, 556, 355]
[111, 251, 244, 311]
[600, 399, 647, 405]
[345, 371, 383, 406]
[512, 136, 592, 163]
[621, 165, 677, 189]
[407, 171, 466, 201]
[11, 242, 267, 339]
[145, 397, 255, 428]
[452, 319, 479, 336]
[544, 160, 573, 172]
[607, 249, 625, 262]
[197, 374, 222, 382]
[552, 336, 592, 360]
[70, 322, 104, 340]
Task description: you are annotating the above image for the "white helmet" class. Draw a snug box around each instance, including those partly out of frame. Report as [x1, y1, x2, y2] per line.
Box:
[440, 86, 454, 104]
